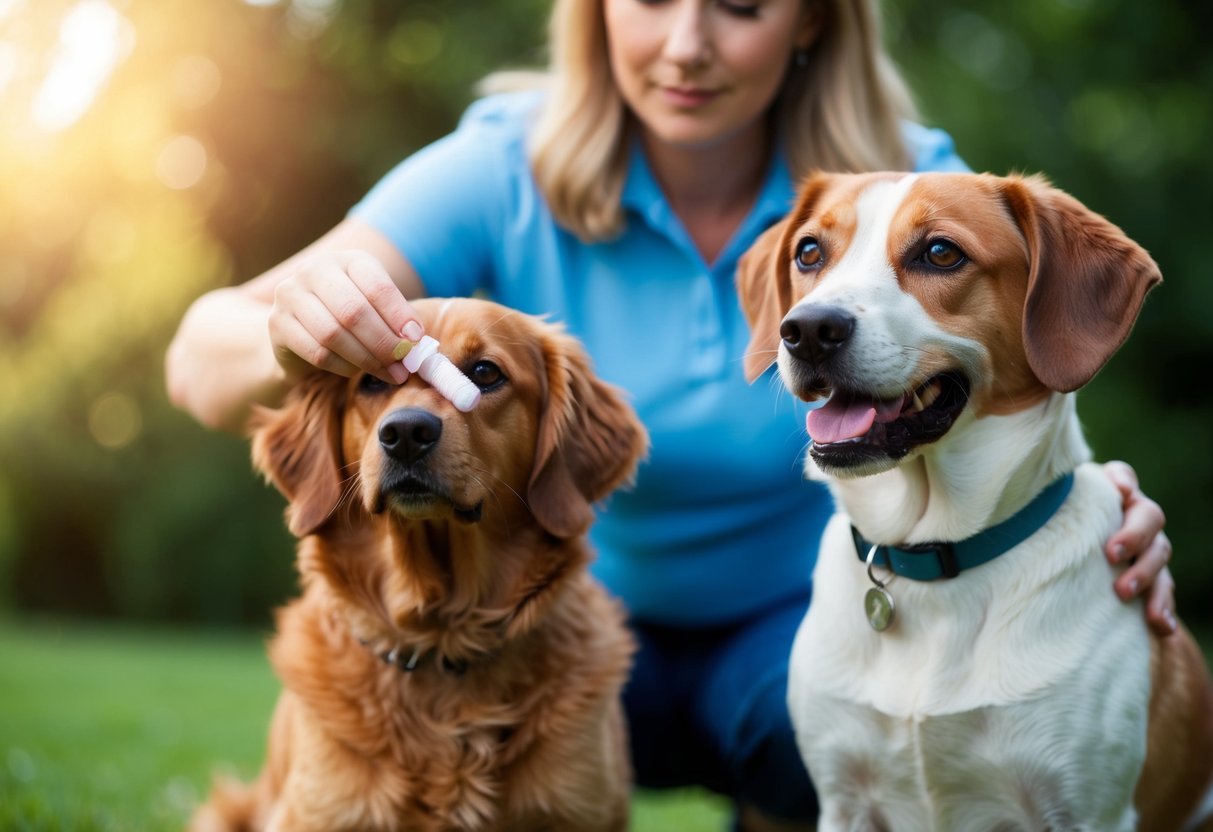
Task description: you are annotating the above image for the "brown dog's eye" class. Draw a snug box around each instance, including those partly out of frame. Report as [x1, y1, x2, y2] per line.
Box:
[358, 374, 391, 394]
[468, 360, 506, 391]
[795, 237, 823, 272]
[923, 240, 966, 270]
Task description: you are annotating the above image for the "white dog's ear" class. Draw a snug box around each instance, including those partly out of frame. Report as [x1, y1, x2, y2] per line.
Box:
[737, 219, 792, 383]
[1002, 174, 1162, 392]
[737, 172, 833, 383]
[250, 372, 347, 538]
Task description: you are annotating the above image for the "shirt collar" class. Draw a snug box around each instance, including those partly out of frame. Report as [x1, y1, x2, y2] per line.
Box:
[620, 136, 798, 268]
[731, 144, 796, 258]
[748, 143, 797, 229]
[620, 136, 671, 230]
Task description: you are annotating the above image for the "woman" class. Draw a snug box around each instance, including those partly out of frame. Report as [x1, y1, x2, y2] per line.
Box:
[166, 1, 1175, 828]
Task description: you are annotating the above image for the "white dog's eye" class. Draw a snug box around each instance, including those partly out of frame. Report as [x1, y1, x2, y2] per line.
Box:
[795, 237, 823, 272]
[923, 239, 966, 270]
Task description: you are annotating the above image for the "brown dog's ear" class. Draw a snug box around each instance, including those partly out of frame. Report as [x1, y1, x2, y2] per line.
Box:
[1002, 174, 1162, 392]
[527, 331, 649, 540]
[737, 219, 792, 382]
[250, 372, 347, 538]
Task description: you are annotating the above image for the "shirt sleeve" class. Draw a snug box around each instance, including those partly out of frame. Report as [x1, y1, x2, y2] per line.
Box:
[348, 93, 540, 298]
[903, 121, 971, 173]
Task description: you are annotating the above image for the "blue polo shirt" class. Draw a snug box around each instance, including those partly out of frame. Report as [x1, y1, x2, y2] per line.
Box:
[351, 92, 967, 627]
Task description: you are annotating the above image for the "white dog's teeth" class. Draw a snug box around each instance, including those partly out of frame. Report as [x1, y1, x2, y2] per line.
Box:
[910, 393, 925, 413]
[919, 382, 940, 409]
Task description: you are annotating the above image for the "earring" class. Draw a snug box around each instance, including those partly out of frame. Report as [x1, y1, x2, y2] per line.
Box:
[794, 48, 810, 68]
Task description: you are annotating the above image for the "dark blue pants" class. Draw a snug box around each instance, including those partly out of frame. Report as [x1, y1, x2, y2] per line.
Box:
[623, 592, 819, 822]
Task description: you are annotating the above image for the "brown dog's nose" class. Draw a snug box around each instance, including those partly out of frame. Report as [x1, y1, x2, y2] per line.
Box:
[378, 408, 443, 464]
[780, 304, 855, 367]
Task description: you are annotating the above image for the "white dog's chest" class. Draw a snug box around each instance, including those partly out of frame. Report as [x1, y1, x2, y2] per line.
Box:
[789, 466, 1152, 831]
[793, 666, 1147, 831]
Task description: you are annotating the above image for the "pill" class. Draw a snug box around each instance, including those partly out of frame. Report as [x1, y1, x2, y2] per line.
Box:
[401, 336, 481, 412]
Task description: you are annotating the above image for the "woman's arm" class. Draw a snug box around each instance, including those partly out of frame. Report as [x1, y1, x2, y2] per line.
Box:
[165, 218, 426, 434]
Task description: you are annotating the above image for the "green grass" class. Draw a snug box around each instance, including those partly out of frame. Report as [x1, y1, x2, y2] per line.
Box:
[0, 617, 731, 831]
[8, 617, 1200, 831]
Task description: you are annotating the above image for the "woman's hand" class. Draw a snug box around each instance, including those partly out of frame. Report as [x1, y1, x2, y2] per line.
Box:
[268, 249, 424, 386]
[1104, 460, 1177, 636]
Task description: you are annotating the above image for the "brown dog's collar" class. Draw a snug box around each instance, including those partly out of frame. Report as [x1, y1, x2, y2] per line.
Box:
[353, 550, 574, 677]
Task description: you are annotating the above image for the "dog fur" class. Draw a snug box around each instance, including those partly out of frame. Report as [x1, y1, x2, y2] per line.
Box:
[738, 172, 1213, 831]
[189, 297, 647, 832]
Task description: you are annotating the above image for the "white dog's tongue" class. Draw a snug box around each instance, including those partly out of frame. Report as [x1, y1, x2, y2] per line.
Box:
[807, 394, 905, 444]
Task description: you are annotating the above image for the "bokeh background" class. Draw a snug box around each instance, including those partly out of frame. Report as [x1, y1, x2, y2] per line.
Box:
[1, 0, 1210, 828]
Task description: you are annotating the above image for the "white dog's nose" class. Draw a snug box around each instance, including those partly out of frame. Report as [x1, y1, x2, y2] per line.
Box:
[780, 304, 855, 367]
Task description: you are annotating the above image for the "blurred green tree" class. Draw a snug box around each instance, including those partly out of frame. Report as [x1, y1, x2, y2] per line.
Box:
[0, 0, 1208, 626]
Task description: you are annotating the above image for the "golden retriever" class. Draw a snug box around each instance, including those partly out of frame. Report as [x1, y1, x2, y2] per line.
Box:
[189, 297, 648, 832]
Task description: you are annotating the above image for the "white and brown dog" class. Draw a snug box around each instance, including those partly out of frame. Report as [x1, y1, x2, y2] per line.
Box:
[738, 172, 1213, 831]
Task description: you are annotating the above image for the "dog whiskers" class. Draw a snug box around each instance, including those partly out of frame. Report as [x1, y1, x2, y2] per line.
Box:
[468, 464, 527, 509]
[740, 348, 780, 376]
[333, 467, 361, 530]
[466, 466, 529, 537]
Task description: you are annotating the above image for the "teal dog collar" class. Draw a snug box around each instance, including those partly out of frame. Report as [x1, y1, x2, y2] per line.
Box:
[852, 472, 1076, 582]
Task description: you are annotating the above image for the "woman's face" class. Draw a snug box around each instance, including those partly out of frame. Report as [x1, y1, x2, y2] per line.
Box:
[603, 0, 821, 152]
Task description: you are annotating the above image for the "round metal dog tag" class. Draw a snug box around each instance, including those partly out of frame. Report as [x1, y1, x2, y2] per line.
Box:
[863, 543, 895, 631]
[864, 586, 895, 632]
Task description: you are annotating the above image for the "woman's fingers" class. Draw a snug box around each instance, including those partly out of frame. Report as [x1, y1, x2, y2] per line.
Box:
[345, 252, 425, 345]
[1142, 566, 1178, 637]
[1102, 460, 1177, 637]
[271, 251, 423, 382]
[1113, 525, 1172, 591]
[1115, 538, 1174, 635]
[325, 251, 424, 375]
[271, 281, 392, 383]
[269, 307, 364, 381]
[1103, 460, 1166, 566]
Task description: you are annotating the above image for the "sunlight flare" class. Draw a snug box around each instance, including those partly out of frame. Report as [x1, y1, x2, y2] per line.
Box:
[31, 0, 133, 133]
[155, 134, 208, 190]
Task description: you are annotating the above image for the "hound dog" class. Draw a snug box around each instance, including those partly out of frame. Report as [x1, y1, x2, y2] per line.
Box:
[738, 172, 1213, 831]
[189, 297, 647, 832]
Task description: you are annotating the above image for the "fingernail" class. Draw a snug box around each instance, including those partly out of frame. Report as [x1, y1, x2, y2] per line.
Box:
[391, 340, 414, 361]
[1126, 578, 1139, 595]
[1110, 544, 1126, 562]
[1164, 610, 1178, 633]
[387, 363, 408, 384]
[402, 321, 423, 341]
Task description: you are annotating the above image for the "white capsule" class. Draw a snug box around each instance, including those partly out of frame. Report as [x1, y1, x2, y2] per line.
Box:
[402, 335, 439, 373]
[400, 335, 481, 412]
[419, 353, 481, 412]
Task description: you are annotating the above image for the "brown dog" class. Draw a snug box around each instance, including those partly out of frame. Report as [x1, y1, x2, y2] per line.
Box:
[189, 297, 647, 832]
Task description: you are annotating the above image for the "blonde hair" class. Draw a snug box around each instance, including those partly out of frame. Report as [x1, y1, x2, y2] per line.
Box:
[483, 0, 918, 241]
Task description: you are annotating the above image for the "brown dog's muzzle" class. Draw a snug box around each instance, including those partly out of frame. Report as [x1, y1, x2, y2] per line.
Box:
[378, 407, 443, 465]
[372, 406, 483, 523]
